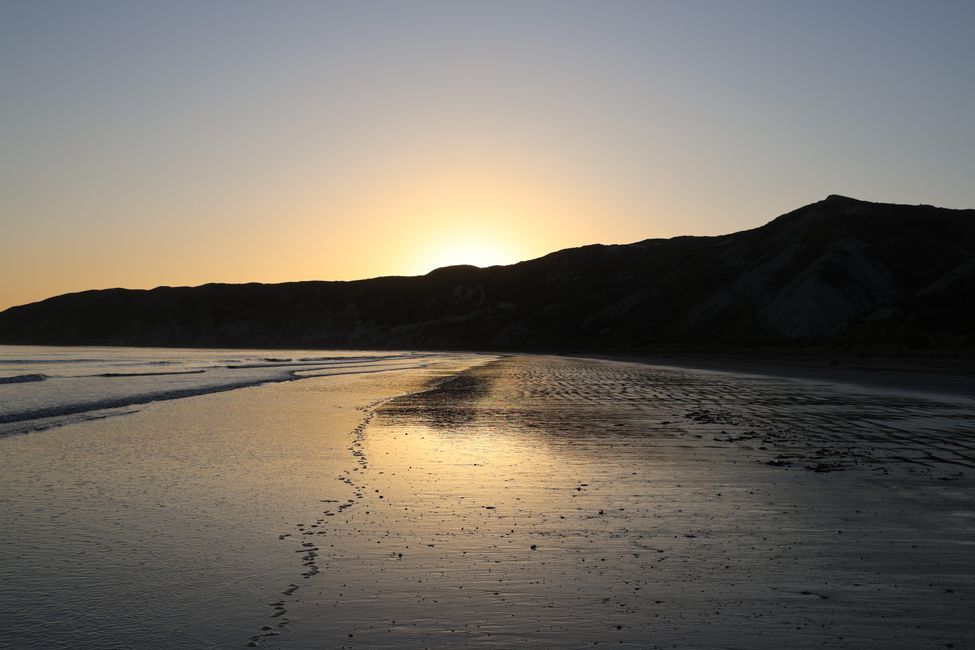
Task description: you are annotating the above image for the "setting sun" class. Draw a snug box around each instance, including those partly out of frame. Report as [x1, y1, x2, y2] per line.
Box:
[3, 3, 974, 649]
[422, 236, 517, 271]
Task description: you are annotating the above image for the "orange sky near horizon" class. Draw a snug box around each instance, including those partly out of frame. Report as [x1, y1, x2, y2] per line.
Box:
[2, 2, 974, 311]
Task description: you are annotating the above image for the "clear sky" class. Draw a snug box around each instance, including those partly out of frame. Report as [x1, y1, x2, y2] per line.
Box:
[2, 1, 974, 310]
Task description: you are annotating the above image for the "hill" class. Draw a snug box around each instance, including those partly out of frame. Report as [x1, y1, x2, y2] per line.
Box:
[2, 195, 973, 351]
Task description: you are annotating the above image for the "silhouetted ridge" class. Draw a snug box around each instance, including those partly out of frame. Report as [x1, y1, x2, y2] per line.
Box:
[2, 196, 973, 350]
[425, 264, 483, 278]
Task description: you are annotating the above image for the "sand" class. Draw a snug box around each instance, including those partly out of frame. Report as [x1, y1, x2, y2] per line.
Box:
[0, 353, 488, 649]
[1, 354, 973, 648]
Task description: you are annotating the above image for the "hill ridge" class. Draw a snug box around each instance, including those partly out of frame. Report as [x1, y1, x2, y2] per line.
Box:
[2, 195, 973, 350]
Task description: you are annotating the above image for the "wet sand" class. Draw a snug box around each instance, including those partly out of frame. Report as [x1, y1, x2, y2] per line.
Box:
[2, 354, 974, 648]
[593, 351, 975, 399]
[0, 354, 489, 649]
[266, 355, 975, 649]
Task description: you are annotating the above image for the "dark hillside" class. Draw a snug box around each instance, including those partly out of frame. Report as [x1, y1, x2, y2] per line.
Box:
[2, 196, 973, 350]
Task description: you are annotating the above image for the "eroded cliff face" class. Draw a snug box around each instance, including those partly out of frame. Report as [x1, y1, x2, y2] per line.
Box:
[2, 195, 973, 350]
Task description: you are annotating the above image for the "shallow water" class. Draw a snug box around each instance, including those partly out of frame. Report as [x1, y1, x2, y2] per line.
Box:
[1, 353, 973, 649]
[0, 350, 488, 649]
[0, 345, 438, 436]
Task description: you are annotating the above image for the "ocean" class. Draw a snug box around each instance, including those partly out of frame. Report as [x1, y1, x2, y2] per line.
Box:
[0, 345, 437, 437]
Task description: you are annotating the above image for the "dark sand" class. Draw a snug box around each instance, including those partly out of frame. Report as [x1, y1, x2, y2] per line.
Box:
[592, 350, 975, 398]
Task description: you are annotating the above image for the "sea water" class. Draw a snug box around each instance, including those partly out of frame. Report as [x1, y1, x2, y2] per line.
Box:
[0, 345, 437, 436]
[0, 345, 484, 649]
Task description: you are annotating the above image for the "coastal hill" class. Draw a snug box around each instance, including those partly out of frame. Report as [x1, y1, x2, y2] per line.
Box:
[2, 195, 973, 351]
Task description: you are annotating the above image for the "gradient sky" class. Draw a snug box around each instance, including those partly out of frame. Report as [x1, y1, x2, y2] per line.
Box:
[2, 1, 974, 310]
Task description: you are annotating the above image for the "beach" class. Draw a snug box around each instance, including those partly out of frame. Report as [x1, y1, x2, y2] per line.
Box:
[0, 349, 489, 648]
[1, 351, 973, 648]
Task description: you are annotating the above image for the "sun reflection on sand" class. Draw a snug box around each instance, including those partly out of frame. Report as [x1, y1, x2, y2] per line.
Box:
[270, 355, 975, 648]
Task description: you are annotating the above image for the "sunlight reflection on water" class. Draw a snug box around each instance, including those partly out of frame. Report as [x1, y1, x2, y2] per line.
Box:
[1, 354, 973, 649]
[268, 356, 975, 649]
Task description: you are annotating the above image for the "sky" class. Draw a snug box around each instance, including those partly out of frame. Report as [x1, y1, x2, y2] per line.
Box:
[2, 1, 974, 310]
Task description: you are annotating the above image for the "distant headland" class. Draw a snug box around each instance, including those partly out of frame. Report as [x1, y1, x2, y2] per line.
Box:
[1, 195, 973, 352]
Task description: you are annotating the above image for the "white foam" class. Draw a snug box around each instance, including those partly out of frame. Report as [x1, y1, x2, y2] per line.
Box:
[0, 345, 441, 436]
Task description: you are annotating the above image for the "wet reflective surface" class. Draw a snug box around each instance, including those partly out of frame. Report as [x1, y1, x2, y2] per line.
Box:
[268, 356, 975, 649]
[0, 352, 488, 649]
[0, 345, 441, 436]
[1, 354, 973, 649]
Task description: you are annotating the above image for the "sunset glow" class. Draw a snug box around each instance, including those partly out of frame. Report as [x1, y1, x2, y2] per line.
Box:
[420, 234, 518, 272]
[2, 4, 975, 648]
[1, 2, 973, 309]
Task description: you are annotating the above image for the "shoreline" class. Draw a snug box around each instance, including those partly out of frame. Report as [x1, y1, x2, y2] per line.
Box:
[1, 353, 973, 648]
[0, 347, 469, 437]
[0, 354, 490, 649]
